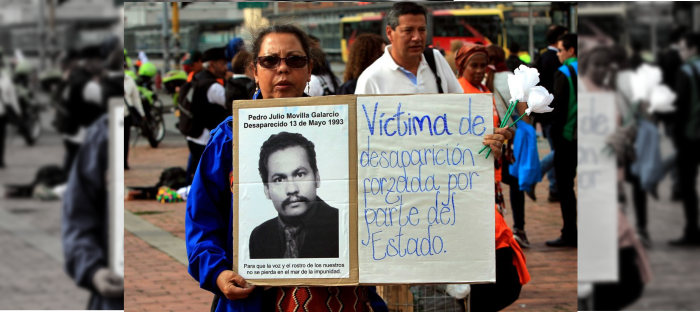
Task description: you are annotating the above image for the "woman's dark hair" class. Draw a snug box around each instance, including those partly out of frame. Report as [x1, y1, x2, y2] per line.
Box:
[258, 132, 318, 185]
[344, 34, 385, 82]
[310, 47, 339, 92]
[388, 2, 428, 30]
[231, 49, 251, 75]
[251, 24, 313, 68]
[579, 45, 610, 77]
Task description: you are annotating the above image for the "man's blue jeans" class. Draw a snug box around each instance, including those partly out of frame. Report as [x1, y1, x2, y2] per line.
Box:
[541, 124, 557, 194]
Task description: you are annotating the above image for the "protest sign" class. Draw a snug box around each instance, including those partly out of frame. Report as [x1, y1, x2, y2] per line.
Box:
[233, 94, 496, 286]
[578, 92, 618, 283]
[109, 98, 124, 277]
[356, 94, 495, 284]
[233, 96, 358, 286]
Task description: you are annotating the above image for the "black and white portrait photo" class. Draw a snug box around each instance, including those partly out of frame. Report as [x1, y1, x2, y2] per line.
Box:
[237, 104, 350, 279]
[249, 131, 339, 259]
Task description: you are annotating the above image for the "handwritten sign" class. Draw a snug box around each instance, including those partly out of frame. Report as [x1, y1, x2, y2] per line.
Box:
[578, 92, 618, 283]
[109, 98, 124, 277]
[356, 94, 495, 284]
[237, 104, 351, 280]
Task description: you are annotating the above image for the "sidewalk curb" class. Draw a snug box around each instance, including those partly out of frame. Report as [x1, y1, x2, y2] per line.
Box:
[125, 210, 189, 266]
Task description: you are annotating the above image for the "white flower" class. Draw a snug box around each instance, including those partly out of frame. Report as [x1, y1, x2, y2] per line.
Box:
[630, 63, 663, 102]
[524, 86, 554, 115]
[507, 65, 540, 103]
[648, 84, 676, 113]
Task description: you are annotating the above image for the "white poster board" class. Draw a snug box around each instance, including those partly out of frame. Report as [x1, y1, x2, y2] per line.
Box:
[109, 98, 125, 277]
[578, 92, 618, 283]
[356, 94, 495, 284]
[237, 104, 351, 280]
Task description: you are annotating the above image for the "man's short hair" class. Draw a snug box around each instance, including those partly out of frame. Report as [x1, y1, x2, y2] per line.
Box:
[258, 132, 318, 185]
[232, 49, 251, 75]
[509, 42, 521, 54]
[558, 33, 578, 56]
[387, 2, 428, 30]
[669, 25, 688, 45]
[683, 32, 700, 52]
[546, 25, 568, 45]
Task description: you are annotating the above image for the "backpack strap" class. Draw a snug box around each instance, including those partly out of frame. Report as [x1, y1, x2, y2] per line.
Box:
[423, 47, 444, 94]
[319, 76, 332, 95]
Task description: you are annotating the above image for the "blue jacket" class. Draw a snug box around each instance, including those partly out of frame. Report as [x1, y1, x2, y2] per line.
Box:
[508, 120, 542, 192]
[185, 116, 388, 311]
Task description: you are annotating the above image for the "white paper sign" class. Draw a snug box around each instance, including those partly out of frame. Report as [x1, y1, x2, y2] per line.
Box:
[238, 104, 350, 279]
[109, 99, 125, 277]
[356, 94, 495, 284]
[578, 92, 618, 283]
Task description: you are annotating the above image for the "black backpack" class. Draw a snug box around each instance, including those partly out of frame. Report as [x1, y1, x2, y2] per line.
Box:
[52, 67, 96, 135]
[176, 80, 203, 137]
[156, 167, 189, 189]
[225, 77, 256, 106]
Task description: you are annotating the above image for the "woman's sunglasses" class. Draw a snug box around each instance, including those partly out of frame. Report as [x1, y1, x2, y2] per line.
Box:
[256, 55, 309, 69]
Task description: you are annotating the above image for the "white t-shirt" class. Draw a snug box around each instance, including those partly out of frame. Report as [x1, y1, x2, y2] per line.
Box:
[309, 73, 340, 96]
[186, 82, 226, 146]
[354, 45, 463, 95]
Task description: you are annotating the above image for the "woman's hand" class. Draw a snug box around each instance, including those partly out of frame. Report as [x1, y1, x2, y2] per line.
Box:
[216, 270, 255, 300]
[483, 126, 514, 159]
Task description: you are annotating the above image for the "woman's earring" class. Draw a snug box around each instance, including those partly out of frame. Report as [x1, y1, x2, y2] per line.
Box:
[253, 83, 261, 100]
[306, 82, 310, 95]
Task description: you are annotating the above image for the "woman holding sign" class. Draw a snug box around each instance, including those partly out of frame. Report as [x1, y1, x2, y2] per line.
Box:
[455, 43, 531, 311]
[185, 24, 388, 312]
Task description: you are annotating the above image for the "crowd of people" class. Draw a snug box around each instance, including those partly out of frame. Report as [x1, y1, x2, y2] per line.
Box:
[122, 1, 700, 311]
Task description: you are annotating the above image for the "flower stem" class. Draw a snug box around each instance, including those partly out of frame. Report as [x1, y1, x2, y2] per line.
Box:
[506, 113, 527, 128]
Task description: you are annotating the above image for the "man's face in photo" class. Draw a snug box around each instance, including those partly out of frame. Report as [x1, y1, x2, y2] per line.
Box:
[264, 145, 320, 218]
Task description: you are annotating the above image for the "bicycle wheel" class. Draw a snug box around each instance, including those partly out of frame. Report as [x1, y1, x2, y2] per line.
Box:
[148, 99, 166, 147]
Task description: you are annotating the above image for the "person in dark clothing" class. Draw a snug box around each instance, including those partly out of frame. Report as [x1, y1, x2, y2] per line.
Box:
[546, 33, 578, 248]
[533, 24, 567, 202]
[506, 42, 526, 72]
[62, 114, 123, 310]
[656, 25, 687, 201]
[337, 33, 385, 95]
[670, 32, 700, 246]
[225, 49, 255, 104]
[629, 40, 645, 70]
[186, 47, 229, 185]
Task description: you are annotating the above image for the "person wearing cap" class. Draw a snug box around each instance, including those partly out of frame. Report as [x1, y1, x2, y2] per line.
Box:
[186, 47, 230, 177]
[183, 50, 204, 82]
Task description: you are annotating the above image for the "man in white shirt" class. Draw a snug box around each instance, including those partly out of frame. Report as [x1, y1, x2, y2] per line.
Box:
[354, 2, 462, 95]
[186, 47, 229, 181]
[0, 52, 22, 168]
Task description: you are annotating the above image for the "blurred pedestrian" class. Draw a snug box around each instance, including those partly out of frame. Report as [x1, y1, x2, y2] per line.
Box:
[534, 25, 567, 202]
[629, 40, 645, 70]
[506, 42, 526, 72]
[0, 51, 22, 169]
[486, 44, 533, 249]
[62, 113, 124, 310]
[656, 25, 687, 201]
[670, 32, 700, 246]
[225, 49, 255, 104]
[183, 50, 204, 82]
[546, 33, 578, 248]
[52, 45, 105, 173]
[445, 40, 464, 77]
[124, 58, 145, 170]
[308, 36, 341, 96]
[337, 33, 385, 95]
[185, 47, 229, 184]
[455, 42, 530, 309]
